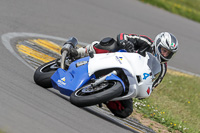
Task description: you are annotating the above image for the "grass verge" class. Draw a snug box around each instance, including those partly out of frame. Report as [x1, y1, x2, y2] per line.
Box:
[0, 130, 6, 133]
[132, 70, 200, 133]
[139, 0, 200, 23]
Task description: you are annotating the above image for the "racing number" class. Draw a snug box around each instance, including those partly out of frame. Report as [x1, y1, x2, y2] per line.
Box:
[143, 73, 150, 80]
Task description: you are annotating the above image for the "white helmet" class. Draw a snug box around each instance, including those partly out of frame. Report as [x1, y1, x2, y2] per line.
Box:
[153, 32, 178, 63]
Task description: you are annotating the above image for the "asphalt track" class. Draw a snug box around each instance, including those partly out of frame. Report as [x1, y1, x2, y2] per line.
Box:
[0, 0, 200, 133]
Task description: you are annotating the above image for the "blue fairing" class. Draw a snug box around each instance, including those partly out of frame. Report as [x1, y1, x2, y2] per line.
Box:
[51, 57, 94, 96]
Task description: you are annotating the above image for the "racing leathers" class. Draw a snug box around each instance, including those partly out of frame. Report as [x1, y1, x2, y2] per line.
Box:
[66, 33, 167, 118]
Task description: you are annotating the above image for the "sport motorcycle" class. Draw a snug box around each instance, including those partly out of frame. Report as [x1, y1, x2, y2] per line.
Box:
[34, 37, 161, 107]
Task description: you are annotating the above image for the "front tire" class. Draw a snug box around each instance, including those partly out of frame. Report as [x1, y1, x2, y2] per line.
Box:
[34, 60, 58, 88]
[70, 80, 123, 107]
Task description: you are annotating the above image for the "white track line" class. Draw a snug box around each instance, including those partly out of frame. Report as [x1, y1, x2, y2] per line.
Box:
[1, 32, 87, 71]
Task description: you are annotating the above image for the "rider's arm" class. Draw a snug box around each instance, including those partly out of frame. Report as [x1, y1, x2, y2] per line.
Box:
[152, 63, 167, 89]
[74, 42, 100, 58]
[117, 33, 153, 46]
[65, 40, 111, 59]
[117, 33, 153, 55]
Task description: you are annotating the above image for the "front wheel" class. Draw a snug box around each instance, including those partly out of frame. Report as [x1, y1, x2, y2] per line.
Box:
[70, 80, 123, 107]
[34, 60, 59, 88]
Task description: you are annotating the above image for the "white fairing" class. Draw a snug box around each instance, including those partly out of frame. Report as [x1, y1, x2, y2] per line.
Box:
[88, 52, 161, 100]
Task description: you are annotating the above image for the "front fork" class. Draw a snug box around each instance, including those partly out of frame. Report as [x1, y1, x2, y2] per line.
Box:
[91, 70, 126, 92]
[92, 70, 126, 108]
[91, 71, 117, 87]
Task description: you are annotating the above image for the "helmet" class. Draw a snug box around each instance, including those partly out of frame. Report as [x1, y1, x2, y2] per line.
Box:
[153, 32, 178, 63]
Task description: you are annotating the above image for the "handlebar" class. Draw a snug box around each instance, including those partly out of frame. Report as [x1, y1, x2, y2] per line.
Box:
[61, 50, 68, 70]
[60, 37, 78, 70]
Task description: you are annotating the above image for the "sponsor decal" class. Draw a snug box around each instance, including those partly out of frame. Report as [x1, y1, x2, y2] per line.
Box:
[143, 73, 150, 80]
[147, 87, 150, 95]
[115, 56, 123, 64]
[61, 77, 65, 81]
[171, 43, 177, 50]
[57, 77, 66, 86]
[76, 61, 88, 67]
[171, 43, 176, 47]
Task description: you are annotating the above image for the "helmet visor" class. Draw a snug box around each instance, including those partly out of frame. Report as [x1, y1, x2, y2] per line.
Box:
[158, 45, 174, 60]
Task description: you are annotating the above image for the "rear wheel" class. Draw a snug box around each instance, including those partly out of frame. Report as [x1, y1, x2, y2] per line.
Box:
[34, 60, 59, 88]
[70, 80, 123, 107]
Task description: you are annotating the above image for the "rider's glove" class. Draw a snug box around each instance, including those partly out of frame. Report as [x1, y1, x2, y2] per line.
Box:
[119, 40, 135, 52]
[69, 48, 78, 58]
[61, 43, 72, 54]
[61, 43, 78, 58]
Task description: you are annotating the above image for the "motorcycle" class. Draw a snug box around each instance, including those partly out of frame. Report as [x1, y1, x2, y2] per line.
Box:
[34, 37, 161, 107]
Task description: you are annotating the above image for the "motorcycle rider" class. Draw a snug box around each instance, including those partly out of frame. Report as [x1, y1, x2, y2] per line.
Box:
[62, 32, 179, 118]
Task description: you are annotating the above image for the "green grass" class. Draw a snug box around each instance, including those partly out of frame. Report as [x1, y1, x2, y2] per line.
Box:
[0, 130, 6, 133]
[140, 0, 200, 23]
[135, 1, 200, 132]
[133, 72, 200, 133]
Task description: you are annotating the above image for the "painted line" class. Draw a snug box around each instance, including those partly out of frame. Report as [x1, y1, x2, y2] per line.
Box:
[29, 39, 82, 55]
[1, 32, 88, 70]
[1, 32, 200, 77]
[17, 39, 83, 64]
[124, 124, 144, 133]
[168, 66, 200, 77]
[30, 39, 61, 55]
[91, 106, 149, 133]
[17, 44, 56, 63]
[1, 33, 64, 70]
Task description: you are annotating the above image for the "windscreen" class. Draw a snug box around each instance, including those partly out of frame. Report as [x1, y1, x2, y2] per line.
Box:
[147, 52, 161, 79]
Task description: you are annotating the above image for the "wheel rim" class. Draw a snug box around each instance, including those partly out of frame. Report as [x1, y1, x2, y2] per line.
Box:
[75, 81, 116, 97]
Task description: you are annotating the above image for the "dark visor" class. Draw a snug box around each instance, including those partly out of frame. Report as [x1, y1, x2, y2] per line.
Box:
[158, 45, 174, 60]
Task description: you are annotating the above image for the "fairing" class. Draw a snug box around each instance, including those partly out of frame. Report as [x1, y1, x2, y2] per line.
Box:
[51, 52, 161, 100]
[51, 57, 93, 96]
[88, 52, 161, 99]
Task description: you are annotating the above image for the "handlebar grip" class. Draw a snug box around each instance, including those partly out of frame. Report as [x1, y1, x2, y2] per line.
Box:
[60, 37, 78, 69]
[66, 37, 78, 47]
[61, 44, 72, 54]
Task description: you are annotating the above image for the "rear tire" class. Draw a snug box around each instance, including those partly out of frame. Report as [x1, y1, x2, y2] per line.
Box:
[34, 60, 58, 88]
[70, 80, 123, 107]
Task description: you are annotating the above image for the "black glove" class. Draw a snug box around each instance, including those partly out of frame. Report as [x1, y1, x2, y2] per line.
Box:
[119, 40, 135, 52]
[69, 48, 78, 58]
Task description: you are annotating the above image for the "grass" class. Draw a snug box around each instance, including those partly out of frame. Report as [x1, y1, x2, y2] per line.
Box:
[134, 1, 200, 132]
[133, 70, 200, 133]
[139, 0, 200, 23]
[0, 130, 6, 133]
